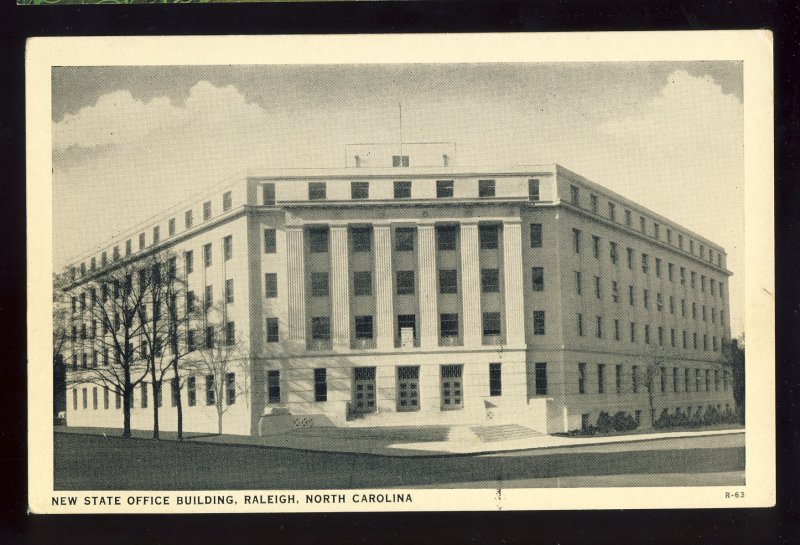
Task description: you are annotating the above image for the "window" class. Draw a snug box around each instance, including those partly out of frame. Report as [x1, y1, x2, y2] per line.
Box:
[594, 276, 601, 299]
[596, 316, 603, 338]
[225, 278, 235, 303]
[625, 209, 632, 226]
[655, 258, 661, 277]
[397, 315, 417, 343]
[351, 227, 372, 252]
[168, 218, 176, 236]
[530, 224, 542, 248]
[570, 185, 580, 206]
[223, 235, 233, 261]
[694, 333, 698, 349]
[265, 273, 278, 298]
[640, 216, 646, 233]
[395, 228, 414, 251]
[489, 363, 502, 396]
[225, 321, 235, 345]
[527, 362, 547, 396]
[479, 179, 496, 198]
[627, 247, 634, 269]
[311, 317, 331, 340]
[632, 365, 639, 393]
[615, 364, 623, 393]
[186, 290, 197, 314]
[204, 285, 213, 310]
[641, 253, 649, 273]
[439, 269, 458, 294]
[394, 181, 412, 199]
[701, 274, 706, 292]
[653, 222, 660, 240]
[590, 194, 598, 213]
[263, 183, 276, 206]
[683, 330, 688, 348]
[611, 281, 619, 303]
[528, 179, 540, 201]
[309, 227, 329, 253]
[644, 324, 651, 344]
[440, 364, 463, 409]
[203, 243, 212, 267]
[658, 326, 664, 345]
[187, 329, 196, 352]
[311, 272, 330, 297]
[354, 316, 374, 339]
[440, 313, 459, 338]
[531, 267, 544, 291]
[267, 371, 281, 403]
[392, 155, 409, 167]
[141, 382, 148, 408]
[671, 328, 676, 347]
[264, 229, 277, 253]
[203, 201, 212, 220]
[692, 302, 697, 319]
[714, 369, 720, 391]
[92, 387, 98, 410]
[185, 210, 193, 229]
[667, 228, 672, 244]
[656, 292, 663, 311]
[660, 367, 667, 393]
[608, 202, 616, 221]
[597, 364, 605, 393]
[643, 289, 649, 309]
[705, 369, 711, 391]
[169, 378, 179, 407]
[703, 335, 708, 351]
[575, 271, 582, 295]
[533, 311, 545, 335]
[481, 268, 500, 293]
[353, 271, 372, 296]
[139, 233, 146, 250]
[609, 241, 618, 264]
[577, 313, 584, 336]
[437, 225, 458, 251]
[436, 180, 454, 198]
[592, 235, 600, 258]
[695, 369, 701, 391]
[572, 228, 581, 253]
[578, 363, 586, 394]
[685, 368, 690, 392]
[314, 369, 327, 402]
[680, 267, 686, 285]
[691, 271, 697, 288]
[396, 270, 415, 295]
[125, 239, 132, 256]
[187, 376, 196, 406]
[482, 312, 501, 337]
[266, 318, 279, 343]
[204, 375, 216, 405]
[308, 182, 327, 200]
[225, 373, 236, 405]
[614, 319, 620, 340]
[479, 225, 499, 249]
[185, 250, 194, 274]
[351, 181, 369, 199]
[702, 305, 707, 321]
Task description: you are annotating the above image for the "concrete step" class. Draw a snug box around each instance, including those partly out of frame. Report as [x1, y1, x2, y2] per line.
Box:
[469, 424, 543, 443]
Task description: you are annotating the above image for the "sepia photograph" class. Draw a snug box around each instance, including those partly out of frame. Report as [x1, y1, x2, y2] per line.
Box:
[26, 32, 774, 513]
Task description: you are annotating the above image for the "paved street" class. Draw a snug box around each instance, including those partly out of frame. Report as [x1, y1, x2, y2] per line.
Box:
[54, 431, 744, 490]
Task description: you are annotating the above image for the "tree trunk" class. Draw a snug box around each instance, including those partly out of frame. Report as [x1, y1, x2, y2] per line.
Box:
[122, 368, 131, 438]
[218, 410, 223, 436]
[172, 358, 183, 441]
[151, 372, 160, 440]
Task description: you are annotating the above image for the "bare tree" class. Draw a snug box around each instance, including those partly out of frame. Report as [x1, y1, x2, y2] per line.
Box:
[722, 334, 745, 422]
[53, 273, 70, 419]
[644, 342, 669, 427]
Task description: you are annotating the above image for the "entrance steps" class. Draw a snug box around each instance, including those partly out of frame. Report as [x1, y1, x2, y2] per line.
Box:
[469, 423, 544, 443]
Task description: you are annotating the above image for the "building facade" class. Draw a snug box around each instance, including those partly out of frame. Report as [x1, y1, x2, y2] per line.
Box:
[62, 152, 735, 435]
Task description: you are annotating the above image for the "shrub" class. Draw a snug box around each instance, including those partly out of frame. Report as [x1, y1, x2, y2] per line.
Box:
[611, 411, 637, 432]
[596, 412, 613, 433]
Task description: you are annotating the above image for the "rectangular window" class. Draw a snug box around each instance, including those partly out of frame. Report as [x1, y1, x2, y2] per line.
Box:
[351, 181, 369, 200]
[92, 387, 98, 410]
[615, 364, 622, 393]
[225, 321, 235, 345]
[673, 367, 679, 392]
[223, 279, 234, 304]
[351, 227, 372, 253]
[489, 363, 502, 396]
[259, 183, 276, 206]
[169, 378, 179, 407]
[627, 248, 634, 269]
[225, 373, 235, 405]
[395, 227, 415, 251]
[660, 367, 667, 393]
[203, 201, 212, 220]
[265, 273, 278, 298]
[528, 179, 540, 201]
[614, 319, 620, 341]
[203, 375, 215, 406]
[139, 232, 146, 250]
[531, 267, 544, 291]
[183, 250, 193, 274]
[479, 179, 496, 198]
[533, 311, 545, 335]
[701, 274, 706, 292]
[311, 272, 330, 297]
[141, 382, 148, 408]
[597, 364, 605, 394]
[640, 216, 646, 233]
[393, 181, 411, 199]
[221, 191, 232, 211]
[397, 315, 417, 344]
[103, 387, 109, 409]
[643, 289, 649, 309]
[204, 285, 213, 310]
[572, 228, 581, 253]
[705, 369, 711, 391]
[530, 224, 542, 247]
[684, 368, 690, 392]
[186, 376, 196, 407]
[653, 223, 660, 240]
[311, 317, 331, 341]
[187, 329, 196, 352]
[655, 258, 662, 277]
[612, 281, 619, 303]
[481, 268, 500, 293]
[308, 227, 329, 253]
[625, 209, 632, 226]
[314, 368, 327, 402]
[354, 316, 374, 339]
[575, 271, 582, 295]
[266, 318, 279, 343]
[695, 369, 701, 391]
[691, 271, 697, 288]
[440, 364, 463, 410]
[671, 328, 676, 347]
[392, 155, 410, 167]
[436, 225, 458, 251]
[644, 324, 651, 344]
[608, 202, 616, 221]
[264, 228, 277, 253]
[482, 312, 502, 337]
[205, 325, 216, 349]
[594, 276, 601, 299]
[203, 243, 212, 267]
[535, 363, 548, 395]
[641, 253, 649, 273]
[570, 185, 580, 206]
[632, 365, 639, 393]
[396, 270, 415, 295]
[590, 194, 598, 213]
[577, 313, 584, 336]
[609, 241, 618, 264]
[223, 235, 233, 261]
[596, 316, 603, 338]
[440, 313, 459, 338]
[184, 210, 194, 230]
[479, 225, 499, 249]
[439, 269, 458, 294]
[656, 292, 663, 312]
[168, 218, 176, 236]
[436, 180, 454, 198]
[125, 239, 132, 256]
[72, 389, 77, 410]
[308, 182, 327, 200]
[669, 295, 675, 314]
[353, 271, 372, 296]
[592, 235, 600, 258]
[578, 363, 586, 394]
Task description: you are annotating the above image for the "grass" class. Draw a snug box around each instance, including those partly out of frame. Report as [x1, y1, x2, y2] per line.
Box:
[553, 422, 744, 439]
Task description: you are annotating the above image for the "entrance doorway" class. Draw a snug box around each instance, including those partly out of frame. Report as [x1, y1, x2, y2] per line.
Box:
[352, 367, 377, 414]
[397, 366, 420, 412]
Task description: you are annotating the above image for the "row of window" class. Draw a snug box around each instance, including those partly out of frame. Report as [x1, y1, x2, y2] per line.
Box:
[70, 373, 237, 411]
[571, 228, 726, 298]
[574, 313, 724, 351]
[70, 192, 235, 280]
[568, 183, 724, 267]
[576, 362, 731, 395]
[299, 178, 543, 202]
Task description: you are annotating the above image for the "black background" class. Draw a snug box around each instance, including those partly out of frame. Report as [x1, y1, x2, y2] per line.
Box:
[0, 1, 797, 544]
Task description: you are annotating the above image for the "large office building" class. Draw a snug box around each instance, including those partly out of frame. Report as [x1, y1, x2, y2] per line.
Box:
[62, 145, 735, 436]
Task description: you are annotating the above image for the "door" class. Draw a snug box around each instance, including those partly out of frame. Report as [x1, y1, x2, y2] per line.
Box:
[397, 366, 420, 412]
[440, 364, 464, 410]
[352, 367, 377, 414]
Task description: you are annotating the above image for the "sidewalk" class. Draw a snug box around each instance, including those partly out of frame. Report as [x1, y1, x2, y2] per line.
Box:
[56, 425, 745, 458]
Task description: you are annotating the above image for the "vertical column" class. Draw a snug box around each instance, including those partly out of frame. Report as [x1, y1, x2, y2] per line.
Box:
[286, 226, 306, 347]
[417, 223, 439, 348]
[329, 225, 351, 350]
[460, 221, 482, 346]
[374, 224, 394, 350]
[502, 219, 526, 346]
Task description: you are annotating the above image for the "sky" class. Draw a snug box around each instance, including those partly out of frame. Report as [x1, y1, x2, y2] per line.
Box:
[51, 62, 744, 336]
